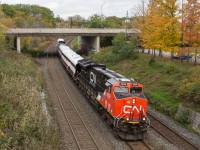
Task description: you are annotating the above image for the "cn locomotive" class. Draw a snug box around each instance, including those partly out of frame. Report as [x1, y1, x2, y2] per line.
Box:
[57, 39, 149, 140]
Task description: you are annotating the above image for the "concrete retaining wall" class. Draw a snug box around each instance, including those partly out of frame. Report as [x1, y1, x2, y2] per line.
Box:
[176, 105, 200, 132]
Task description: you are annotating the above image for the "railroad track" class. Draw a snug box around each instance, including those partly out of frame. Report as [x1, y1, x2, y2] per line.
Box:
[127, 141, 151, 150]
[43, 42, 199, 150]
[46, 44, 100, 150]
[148, 112, 199, 150]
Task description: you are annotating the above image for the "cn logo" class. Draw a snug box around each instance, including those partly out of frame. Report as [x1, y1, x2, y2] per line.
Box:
[123, 105, 144, 114]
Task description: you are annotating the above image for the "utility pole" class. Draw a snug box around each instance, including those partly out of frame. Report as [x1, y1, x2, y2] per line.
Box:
[142, 0, 145, 53]
[181, 0, 184, 48]
[125, 11, 130, 41]
[101, 2, 105, 28]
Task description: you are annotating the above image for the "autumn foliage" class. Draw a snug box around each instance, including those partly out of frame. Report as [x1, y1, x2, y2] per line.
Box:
[134, 0, 200, 63]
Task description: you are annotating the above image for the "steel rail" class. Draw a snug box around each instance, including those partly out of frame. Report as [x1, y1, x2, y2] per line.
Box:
[53, 59, 100, 150]
[47, 44, 100, 150]
[126, 140, 151, 150]
[148, 112, 199, 150]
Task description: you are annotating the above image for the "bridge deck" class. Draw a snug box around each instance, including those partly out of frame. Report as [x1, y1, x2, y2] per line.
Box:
[4, 28, 139, 37]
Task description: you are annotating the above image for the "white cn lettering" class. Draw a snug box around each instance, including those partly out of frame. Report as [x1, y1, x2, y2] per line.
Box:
[123, 105, 141, 114]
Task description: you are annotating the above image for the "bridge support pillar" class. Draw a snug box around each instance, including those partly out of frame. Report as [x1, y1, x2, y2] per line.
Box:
[78, 36, 100, 53]
[17, 37, 21, 53]
[96, 36, 100, 52]
[14, 36, 21, 53]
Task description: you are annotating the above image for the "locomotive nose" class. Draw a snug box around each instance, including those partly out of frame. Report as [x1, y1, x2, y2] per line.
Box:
[122, 97, 147, 122]
[126, 98, 136, 105]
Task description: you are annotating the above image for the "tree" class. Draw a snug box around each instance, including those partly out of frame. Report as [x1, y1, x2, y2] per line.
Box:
[138, 0, 180, 58]
[104, 16, 123, 28]
[86, 14, 102, 28]
[182, 0, 200, 65]
[111, 33, 138, 60]
[66, 15, 86, 28]
[160, 0, 180, 56]
[1, 17, 15, 28]
[112, 33, 126, 53]
[131, 0, 147, 53]
[0, 5, 6, 50]
[2, 4, 56, 28]
[140, 0, 164, 57]
[1, 4, 15, 18]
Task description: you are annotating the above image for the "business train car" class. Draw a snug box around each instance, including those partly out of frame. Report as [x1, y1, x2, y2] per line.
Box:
[57, 39, 149, 140]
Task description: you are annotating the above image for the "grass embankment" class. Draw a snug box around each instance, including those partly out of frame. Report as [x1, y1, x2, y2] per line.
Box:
[0, 50, 58, 149]
[89, 50, 200, 122]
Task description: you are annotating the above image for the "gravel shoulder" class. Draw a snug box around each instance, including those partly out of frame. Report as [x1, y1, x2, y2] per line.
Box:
[148, 107, 200, 149]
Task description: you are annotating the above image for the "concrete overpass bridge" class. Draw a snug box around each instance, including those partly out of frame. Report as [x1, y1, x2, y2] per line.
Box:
[4, 28, 139, 53]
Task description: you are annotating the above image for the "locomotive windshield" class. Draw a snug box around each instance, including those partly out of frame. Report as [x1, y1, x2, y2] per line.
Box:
[130, 87, 142, 94]
[114, 86, 131, 99]
[114, 86, 144, 99]
[114, 87, 128, 93]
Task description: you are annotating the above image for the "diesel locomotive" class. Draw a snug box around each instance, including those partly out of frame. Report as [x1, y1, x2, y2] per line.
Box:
[57, 39, 150, 140]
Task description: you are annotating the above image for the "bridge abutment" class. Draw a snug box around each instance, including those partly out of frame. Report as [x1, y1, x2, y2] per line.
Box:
[78, 36, 100, 52]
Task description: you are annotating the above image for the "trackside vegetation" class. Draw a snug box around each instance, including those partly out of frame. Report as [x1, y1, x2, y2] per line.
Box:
[89, 33, 139, 62]
[0, 49, 58, 149]
[89, 34, 200, 126]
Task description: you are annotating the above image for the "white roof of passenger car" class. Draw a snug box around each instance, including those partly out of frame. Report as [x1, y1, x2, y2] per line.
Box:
[59, 44, 83, 66]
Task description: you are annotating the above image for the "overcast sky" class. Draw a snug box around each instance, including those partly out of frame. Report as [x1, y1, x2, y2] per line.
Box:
[1, 0, 142, 19]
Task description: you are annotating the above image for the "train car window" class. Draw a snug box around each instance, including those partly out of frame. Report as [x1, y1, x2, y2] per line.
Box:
[130, 87, 142, 93]
[106, 86, 111, 93]
[108, 86, 111, 93]
[114, 87, 128, 93]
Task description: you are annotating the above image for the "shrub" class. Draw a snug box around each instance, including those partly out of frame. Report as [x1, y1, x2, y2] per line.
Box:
[72, 38, 78, 50]
[0, 50, 58, 149]
[163, 62, 179, 74]
[90, 33, 139, 63]
[177, 67, 200, 105]
[175, 105, 190, 125]
[149, 58, 156, 66]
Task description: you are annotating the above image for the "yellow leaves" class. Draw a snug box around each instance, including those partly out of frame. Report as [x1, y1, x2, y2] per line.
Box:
[0, 17, 15, 28]
[139, 0, 180, 52]
[0, 129, 5, 137]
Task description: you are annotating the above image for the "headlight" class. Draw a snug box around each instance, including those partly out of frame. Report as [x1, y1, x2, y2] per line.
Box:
[132, 99, 136, 104]
[143, 117, 146, 121]
[126, 118, 129, 121]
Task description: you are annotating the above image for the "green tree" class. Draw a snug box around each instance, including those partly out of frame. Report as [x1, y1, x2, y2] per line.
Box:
[67, 15, 86, 28]
[104, 16, 123, 28]
[112, 33, 126, 53]
[0, 5, 6, 50]
[1, 4, 15, 18]
[111, 33, 138, 60]
[2, 4, 56, 27]
[86, 14, 102, 28]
